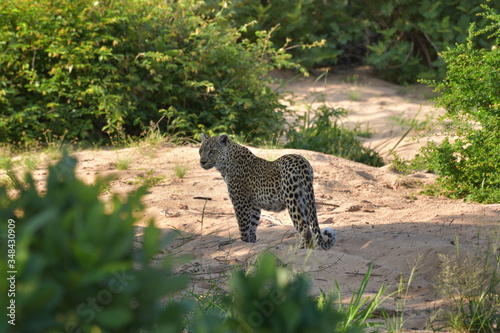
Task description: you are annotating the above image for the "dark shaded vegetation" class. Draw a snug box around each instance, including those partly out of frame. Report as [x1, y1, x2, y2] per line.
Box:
[203, 0, 495, 83]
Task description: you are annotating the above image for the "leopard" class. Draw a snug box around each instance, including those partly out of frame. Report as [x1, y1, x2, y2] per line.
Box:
[199, 134, 336, 250]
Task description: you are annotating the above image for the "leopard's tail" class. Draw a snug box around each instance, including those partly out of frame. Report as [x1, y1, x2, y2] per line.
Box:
[318, 227, 336, 250]
[292, 156, 336, 250]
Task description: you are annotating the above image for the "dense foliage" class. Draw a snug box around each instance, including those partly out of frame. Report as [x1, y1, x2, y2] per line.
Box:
[0, 0, 296, 146]
[420, 5, 500, 203]
[206, 0, 494, 83]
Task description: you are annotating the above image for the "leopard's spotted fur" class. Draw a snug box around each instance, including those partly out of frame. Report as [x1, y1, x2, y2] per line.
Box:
[199, 134, 336, 250]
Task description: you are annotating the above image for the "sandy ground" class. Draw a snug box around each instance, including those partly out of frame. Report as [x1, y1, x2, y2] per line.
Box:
[11, 69, 500, 331]
[276, 67, 445, 160]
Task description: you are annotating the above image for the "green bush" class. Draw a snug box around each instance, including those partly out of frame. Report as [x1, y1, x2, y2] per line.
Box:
[222, 253, 362, 333]
[228, 253, 334, 332]
[0, 155, 191, 332]
[286, 104, 384, 167]
[0, 0, 297, 146]
[206, 0, 492, 83]
[420, 5, 500, 203]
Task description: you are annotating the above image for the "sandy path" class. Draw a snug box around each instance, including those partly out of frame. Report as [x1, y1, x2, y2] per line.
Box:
[276, 67, 445, 160]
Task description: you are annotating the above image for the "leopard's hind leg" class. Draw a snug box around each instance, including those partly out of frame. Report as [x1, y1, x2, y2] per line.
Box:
[284, 184, 314, 248]
[285, 170, 335, 249]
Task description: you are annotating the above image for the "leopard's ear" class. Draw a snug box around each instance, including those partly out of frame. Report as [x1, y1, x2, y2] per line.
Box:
[200, 133, 208, 142]
[219, 134, 229, 145]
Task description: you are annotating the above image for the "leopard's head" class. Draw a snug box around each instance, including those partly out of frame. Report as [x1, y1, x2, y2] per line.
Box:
[199, 134, 229, 171]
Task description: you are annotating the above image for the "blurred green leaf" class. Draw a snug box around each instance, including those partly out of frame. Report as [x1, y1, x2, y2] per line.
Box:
[0, 154, 191, 332]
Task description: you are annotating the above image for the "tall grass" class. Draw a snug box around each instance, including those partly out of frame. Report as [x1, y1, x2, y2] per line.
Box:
[383, 258, 421, 332]
[433, 239, 500, 332]
[329, 262, 389, 332]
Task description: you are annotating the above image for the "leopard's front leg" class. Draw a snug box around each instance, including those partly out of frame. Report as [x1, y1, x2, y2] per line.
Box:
[232, 200, 261, 243]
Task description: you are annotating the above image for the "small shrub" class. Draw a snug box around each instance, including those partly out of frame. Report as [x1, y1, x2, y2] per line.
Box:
[0, 155, 191, 333]
[347, 90, 362, 102]
[286, 103, 384, 167]
[131, 169, 166, 187]
[116, 155, 132, 170]
[174, 164, 189, 179]
[389, 153, 427, 175]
